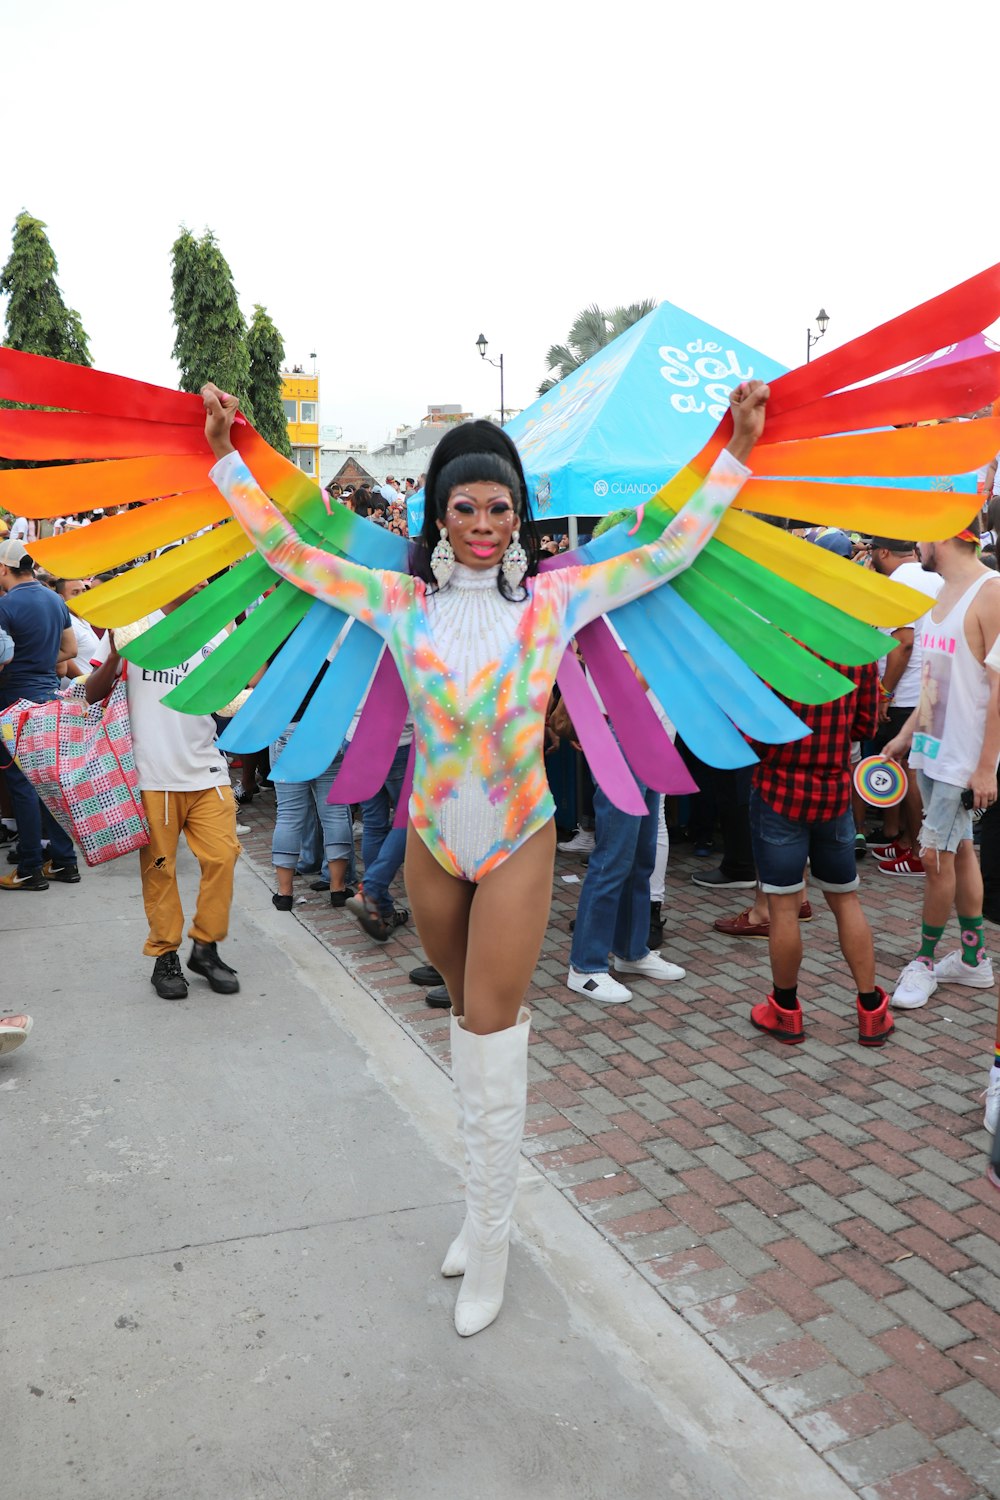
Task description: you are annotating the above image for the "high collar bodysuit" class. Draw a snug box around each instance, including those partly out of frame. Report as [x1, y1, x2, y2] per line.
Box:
[210, 450, 749, 882]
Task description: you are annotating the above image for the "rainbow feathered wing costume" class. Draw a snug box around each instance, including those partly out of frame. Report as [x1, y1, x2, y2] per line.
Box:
[1, 265, 999, 818]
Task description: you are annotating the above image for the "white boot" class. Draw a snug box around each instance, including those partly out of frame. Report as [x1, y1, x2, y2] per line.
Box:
[441, 1011, 470, 1277]
[451, 1007, 531, 1337]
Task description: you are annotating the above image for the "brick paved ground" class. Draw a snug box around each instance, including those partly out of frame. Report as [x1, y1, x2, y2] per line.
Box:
[237, 795, 1000, 1500]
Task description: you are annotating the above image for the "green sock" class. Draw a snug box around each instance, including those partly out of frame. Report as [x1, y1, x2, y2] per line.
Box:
[918, 922, 946, 962]
[958, 914, 985, 967]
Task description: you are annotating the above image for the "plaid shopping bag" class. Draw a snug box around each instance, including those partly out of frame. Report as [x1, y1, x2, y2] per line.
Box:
[0, 674, 149, 866]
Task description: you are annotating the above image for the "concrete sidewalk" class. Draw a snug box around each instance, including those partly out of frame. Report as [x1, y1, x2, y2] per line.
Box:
[4, 843, 855, 1500]
[231, 796, 1000, 1500]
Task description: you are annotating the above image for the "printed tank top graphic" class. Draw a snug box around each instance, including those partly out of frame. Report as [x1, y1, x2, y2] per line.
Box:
[912, 624, 957, 762]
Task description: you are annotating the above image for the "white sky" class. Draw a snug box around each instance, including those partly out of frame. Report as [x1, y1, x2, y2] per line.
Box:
[2, 0, 998, 449]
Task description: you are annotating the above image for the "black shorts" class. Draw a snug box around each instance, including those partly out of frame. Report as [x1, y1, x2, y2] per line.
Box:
[873, 704, 913, 756]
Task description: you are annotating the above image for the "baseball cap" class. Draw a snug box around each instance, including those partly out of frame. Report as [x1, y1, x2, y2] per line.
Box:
[0, 539, 29, 568]
[869, 537, 915, 552]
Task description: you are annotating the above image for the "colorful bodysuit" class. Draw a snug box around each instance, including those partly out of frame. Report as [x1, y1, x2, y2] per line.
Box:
[210, 450, 749, 881]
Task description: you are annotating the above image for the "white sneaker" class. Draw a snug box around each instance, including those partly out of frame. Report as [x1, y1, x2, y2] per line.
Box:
[933, 949, 995, 989]
[982, 1067, 1000, 1134]
[567, 967, 632, 1004]
[891, 959, 938, 1009]
[235, 823, 250, 836]
[612, 951, 686, 981]
[557, 829, 596, 854]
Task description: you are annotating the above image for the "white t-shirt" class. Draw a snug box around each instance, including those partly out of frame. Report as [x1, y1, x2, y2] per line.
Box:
[9, 516, 29, 543]
[93, 612, 232, 792]
[70, 615, 101, 678]
[883, 559, 943, 709]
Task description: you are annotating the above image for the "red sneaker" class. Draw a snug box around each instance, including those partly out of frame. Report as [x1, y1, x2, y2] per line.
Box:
[867, 839, 909, 860]
[857, 987, 894, 1047]
[877, 853, 925, 878]
[750, 993, 805, 1044]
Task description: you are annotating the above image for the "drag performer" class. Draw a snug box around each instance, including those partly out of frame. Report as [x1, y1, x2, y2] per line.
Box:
[5, 265, 998, 1312]
[201, 379, 769, 1335]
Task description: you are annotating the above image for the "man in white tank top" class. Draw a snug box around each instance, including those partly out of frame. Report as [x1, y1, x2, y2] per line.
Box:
[883, 526, 1000, 1040]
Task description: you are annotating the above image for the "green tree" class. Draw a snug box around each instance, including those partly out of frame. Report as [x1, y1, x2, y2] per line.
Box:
[171, 227, 253, 419]
[246, 304, 292, 456]
[538, 299, 657, 395]
[0, 211, 91, 364]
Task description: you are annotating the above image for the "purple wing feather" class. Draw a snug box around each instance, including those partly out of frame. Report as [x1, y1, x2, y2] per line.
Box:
[576, 617, 698, 795]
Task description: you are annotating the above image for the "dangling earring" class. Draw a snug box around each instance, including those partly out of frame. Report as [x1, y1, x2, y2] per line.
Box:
[501, 531, 528, 588]
[431, 527, 456, 586]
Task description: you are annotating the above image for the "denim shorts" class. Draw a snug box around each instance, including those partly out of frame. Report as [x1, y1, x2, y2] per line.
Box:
[749, 789, 860, 894]
[916, 771, 973, 855]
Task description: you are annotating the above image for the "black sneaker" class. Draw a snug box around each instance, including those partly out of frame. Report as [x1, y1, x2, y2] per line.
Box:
[329, 886, 356, 909]
[186, 941, 240, 994]
[272, 892, 294, 911]
[0, 868, 49, 891]
[43, 860, 81, 884]
[690, 868, 756, 889]
[151, 951, 189, 1000]
[424, 985, 452, 1009]
[409, 964, 443, 986]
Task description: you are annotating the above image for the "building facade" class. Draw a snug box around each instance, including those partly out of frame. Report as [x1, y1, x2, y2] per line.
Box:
[281, 368, 320, 479]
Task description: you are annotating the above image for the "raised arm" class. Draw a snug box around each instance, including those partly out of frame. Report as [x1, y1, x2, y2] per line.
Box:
[202, 385, 411, 635]
[569, 381, 769, 628]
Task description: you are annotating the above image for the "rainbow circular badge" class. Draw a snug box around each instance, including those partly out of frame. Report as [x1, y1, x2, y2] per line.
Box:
[854, 756, 908, 808]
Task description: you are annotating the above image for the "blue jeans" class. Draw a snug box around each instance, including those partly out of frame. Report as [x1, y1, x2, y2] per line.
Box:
[359, 742, 409, 869]
[358, 741, 409, 914]
[295, 804, 324, 875]
[270, 727, 353, 871]
[364, 826, 407, 915]
[749, 789, 859, 894]
[569, 773, 659, 972]
[3, 754, 77, 875]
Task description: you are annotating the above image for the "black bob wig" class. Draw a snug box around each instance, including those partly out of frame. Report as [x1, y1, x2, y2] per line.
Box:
[409, 419, 540, 601]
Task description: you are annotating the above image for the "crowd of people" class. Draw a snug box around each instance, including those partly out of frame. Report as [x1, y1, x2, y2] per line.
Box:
[3, 397, 1000, 1336]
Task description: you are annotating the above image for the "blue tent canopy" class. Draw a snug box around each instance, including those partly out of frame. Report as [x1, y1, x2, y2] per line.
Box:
[407, 298, 975, 532]
[504, 300, 787, 521]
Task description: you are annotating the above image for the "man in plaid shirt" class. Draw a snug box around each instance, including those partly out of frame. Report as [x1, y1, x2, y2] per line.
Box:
[748, 654, 893, 1047]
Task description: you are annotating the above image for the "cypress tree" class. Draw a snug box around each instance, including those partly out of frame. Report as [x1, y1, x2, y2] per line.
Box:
[1, 211, 92, 364]
[247, 304, 292, 457]
[171, 227, 253, 419]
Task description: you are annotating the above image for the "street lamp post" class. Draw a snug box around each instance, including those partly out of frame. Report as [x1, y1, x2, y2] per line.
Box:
[475, 333, 505, 424]
[806, 308, 830, 364]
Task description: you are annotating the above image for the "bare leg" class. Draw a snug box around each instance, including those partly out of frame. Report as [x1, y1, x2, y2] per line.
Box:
[275, 867, 293, 897]
[954, 838, 984, 918]
[766, 891, 803, 987]
[747, 884, 768, 924]
[900, 770, 924, 850]
[404, 826, 475, 1014]
[824, 890, 876, 991]
[462, 821, 557, 1034]
[328, 856, 350, 893]
[917, 844, 957, 930]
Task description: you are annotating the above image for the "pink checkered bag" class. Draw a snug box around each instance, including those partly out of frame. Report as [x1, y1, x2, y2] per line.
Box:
[0, 672, 148, 866]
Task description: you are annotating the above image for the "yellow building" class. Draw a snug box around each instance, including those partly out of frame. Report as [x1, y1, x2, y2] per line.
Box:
[281, 368, 320, 478]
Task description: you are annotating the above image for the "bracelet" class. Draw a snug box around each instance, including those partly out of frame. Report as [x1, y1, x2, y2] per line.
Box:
[878, 681, 893, 700]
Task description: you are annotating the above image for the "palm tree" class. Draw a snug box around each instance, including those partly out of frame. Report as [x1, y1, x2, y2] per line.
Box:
[538, 299, 657, 395]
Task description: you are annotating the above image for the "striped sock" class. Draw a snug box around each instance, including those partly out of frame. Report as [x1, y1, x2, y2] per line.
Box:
[958, 914, 985, 967]
[918, 922, 946, 963]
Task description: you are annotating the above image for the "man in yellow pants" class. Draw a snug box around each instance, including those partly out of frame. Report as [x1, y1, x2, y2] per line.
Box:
[85, 582, 241, 1000]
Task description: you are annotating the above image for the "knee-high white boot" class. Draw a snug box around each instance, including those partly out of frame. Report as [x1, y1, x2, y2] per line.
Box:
[441, 1011, 470, 1277]
[451, 1006, 531, 1337]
